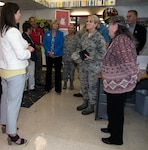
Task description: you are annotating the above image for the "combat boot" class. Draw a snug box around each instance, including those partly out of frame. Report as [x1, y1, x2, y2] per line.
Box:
[77, 102, 88, 111]
[81, 104, 94, 115]
[70, 81, 74, 90]
[63, 81, 67, 89]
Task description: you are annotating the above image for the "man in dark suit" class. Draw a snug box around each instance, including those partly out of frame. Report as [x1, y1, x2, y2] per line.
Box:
[127, 10, 147, 55]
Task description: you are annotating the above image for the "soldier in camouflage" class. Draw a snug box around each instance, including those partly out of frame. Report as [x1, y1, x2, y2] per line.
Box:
[76, 15, 106, 115]
[63, 24, 79, 90]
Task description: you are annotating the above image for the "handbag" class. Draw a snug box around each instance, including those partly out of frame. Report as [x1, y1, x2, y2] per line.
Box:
[79, 50, 89, 60]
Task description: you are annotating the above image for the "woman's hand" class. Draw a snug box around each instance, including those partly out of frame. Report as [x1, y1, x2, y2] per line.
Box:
[28, 45, 34, 52]
[84, 54, 91, 60]
[137, 70, 148, 82]
[49, 51, 55, 58]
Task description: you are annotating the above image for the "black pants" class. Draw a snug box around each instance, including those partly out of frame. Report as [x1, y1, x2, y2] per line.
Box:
[35, 50, 42, 84]
[106, 92, 126, 142]
[0, 77, 2, 98]
[45, 56, 62, 93]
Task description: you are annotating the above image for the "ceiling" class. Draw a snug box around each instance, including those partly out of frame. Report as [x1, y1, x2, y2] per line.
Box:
[0, 0, 148, 10]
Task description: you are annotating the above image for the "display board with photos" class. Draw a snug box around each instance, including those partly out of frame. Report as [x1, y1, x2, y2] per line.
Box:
[36, 19, 52, 32]
[34, 0, 116, 8]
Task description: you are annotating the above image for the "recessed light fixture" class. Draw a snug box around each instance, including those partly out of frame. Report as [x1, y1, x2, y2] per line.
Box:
[0, 1, 5, 6]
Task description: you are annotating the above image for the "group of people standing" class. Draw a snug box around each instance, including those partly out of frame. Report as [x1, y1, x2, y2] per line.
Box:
[71, 9, 147, 146]
[0, 1, 147, 147]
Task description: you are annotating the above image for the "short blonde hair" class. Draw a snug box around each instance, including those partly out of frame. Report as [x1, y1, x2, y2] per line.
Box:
[50, 19, 60, 29]
[87, 15, 100, 29]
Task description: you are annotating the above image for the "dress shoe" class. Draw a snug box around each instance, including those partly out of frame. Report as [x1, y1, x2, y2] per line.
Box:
[73, 93, 83, 97]
[102, 137, 123, 145]
[1, 125, 6, 134]
[57, 92, 61, 95]
[101, 128, 110, 133]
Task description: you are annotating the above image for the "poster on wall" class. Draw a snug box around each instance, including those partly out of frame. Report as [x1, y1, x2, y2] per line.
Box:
[55, 10, 70, 29]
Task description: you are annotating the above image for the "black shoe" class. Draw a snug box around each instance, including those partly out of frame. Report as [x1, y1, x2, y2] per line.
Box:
[36, 82, 44, 86]
[7, 134, 27, 145]
[81, 109, 94, 115]
[81, 104, 94, 115]
[101, 128, 110, 133]
[73, 93, 83, 97]
[77, 103, 88, 111]
[29, 89, 36, 92]
[102, 137, 123, 145]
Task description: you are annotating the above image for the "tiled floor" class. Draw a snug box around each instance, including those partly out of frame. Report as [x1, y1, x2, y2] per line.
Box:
[0, 79, 148, 150]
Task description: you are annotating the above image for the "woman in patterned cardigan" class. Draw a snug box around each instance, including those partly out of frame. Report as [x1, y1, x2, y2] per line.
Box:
[101, 16, 138, 145]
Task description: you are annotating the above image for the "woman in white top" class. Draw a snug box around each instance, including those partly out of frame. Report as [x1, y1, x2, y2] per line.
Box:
[0, 2, 34, 145]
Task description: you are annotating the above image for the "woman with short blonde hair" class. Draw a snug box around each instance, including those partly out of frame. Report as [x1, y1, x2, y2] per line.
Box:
[73, 15, 106, 115]
[50, 19, 60, 29]
[87, 15, 100, 29]
[43, 19, 64, 94]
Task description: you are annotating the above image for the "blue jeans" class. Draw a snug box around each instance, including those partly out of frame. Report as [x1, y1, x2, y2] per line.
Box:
[0, 74, 26, 134]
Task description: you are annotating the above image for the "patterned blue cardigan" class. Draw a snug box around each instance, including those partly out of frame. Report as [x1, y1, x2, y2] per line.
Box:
[43, 30, 64, 57]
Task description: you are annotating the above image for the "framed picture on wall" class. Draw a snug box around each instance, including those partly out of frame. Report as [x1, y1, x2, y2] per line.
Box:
[55, 10, 70, 29]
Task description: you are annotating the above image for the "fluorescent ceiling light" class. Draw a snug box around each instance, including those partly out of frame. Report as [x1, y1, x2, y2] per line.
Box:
[71, 11, 90, 16]
[0, 2, 5, 6]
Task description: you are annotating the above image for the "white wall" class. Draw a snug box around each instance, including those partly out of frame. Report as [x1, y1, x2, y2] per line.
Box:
[115, 6, 148, 18]
[20, 9, 55, 31]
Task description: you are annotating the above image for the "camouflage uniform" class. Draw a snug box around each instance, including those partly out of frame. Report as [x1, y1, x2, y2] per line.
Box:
[63, 34, 78, 84]
[76, 28, 86, 39]
[78, 31, 106, 105]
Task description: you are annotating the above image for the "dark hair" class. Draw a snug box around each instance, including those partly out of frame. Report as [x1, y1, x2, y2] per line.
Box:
[128, 10, 138, 17]
[22, 22, 31, 32]
[0, 2, 20, 35]
[109, 15, 135, 42]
